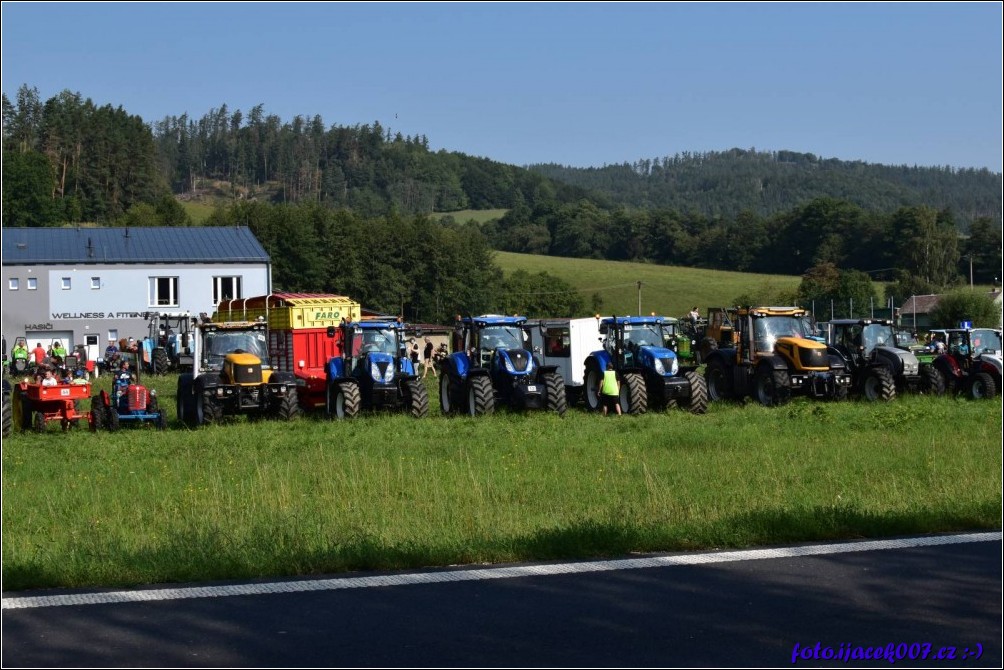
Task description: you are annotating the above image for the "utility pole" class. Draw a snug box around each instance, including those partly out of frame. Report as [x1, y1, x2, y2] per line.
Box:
[637, 281, 642, 314]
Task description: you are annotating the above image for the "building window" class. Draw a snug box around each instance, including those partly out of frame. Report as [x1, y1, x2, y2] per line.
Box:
[91, 277, 101, 290]
[8, 278, 18, 290]
[149, 276, 179, 307]
[61, 277, 71, 290]
[213, 276, 243, 304]
[27, 277, 37, 290]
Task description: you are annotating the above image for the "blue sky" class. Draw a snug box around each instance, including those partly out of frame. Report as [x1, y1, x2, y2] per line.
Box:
[2, 2, 1001, 171]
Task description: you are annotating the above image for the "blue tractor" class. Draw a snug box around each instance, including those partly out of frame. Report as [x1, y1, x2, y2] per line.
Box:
[439, 315, 567, 417]
[583, 315, 708, 415]
[325, 319, 429, 419]
[141, 311, 195, 375]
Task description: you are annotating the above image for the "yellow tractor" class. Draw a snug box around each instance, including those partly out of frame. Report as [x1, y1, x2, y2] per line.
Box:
[176, 317, 300, 426]
[703, 306, 851, 406]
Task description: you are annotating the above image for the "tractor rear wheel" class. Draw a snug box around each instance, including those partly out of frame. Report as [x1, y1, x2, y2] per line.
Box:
[542, 371, 567, 417]
[968, 372, 996, 400]
[466, 376, 494, 417]
[863, 367, 896, 402]
[404, 379, 430, 418]
[680, 370, 708, 414]
[705, 359, 731, 402]
[920, 365, 945, 396]
[754, 367, 790, 407]
[152, 348, 171, 375]
[584, 362, 602, 411]
[330, 382, 361, 419]
[621, 372, 648, 414]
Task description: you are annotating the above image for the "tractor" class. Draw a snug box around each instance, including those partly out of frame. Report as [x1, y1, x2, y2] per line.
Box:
[822, 319, 943, 401]
[89, 353, 167, 430]
[583, 315, 707, 415]
[931, 327, 1003, 400]
[142, 311, 195, 374]
[176, 316, 300, 427]
[703, 306, 851, 406]
[324, 318, 429, 419]
[439, 315, 567, 417]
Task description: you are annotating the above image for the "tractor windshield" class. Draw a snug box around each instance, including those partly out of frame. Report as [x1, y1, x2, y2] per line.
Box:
[619, 323, 664, 350]
[478, 325, 526, 352]
[351, 328, 399, 356]
[203, 330, 270, 369]
[970, 329, 1002, 356]
[860, 324, 895, 352]
[753, 316, 804, 352]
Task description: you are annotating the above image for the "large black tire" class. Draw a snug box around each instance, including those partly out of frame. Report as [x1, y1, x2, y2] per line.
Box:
[178, 383, 198, 428]
[621, 372, 648, 415]
[541, 371, 568, 417]
[584, 361, 602, 411]
[968, 372, 996, 400]
[705, 359, 731, 402]
[438, 375, 457, 415]
[920, 365, 946, 396]
[90, 395, 106, 432]
[466, 375, 495, 417]
[197, 391, 222, 426]
[404, 378, 430, 418]
[330, 381, 361, 419]
[862, 367, 896, 402]
[33, 411, 46, 433]
[106, 406, 120, 432]
[2, 392, 11, 438]
[680, 370, 708, 414]
[753, 367, 791, 407]
[275, 388, 301, 420]
[152, 348, 171, 375]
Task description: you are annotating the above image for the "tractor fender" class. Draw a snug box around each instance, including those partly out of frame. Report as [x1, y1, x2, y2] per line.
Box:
[194, 373, 219, 393]
[535, 364, 560, 378]
[827, 354, 848, 371]
[934, 353, 963, 380]
[441, 352, 473, 381]
[978, 357, 1003, 385]
[586, 350, 613, 374]
[762, 353, 790, 372]
[326, 357, 347, 380]
[269, 370, 297, 386]
[874, 346, 913, 375]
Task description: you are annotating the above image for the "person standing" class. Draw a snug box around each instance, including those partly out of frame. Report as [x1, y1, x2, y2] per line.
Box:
[598, 361, 622, 416]
[422, 337, 438, 379]
[32, 342, 47, 366]
[409, 340, 420, 372]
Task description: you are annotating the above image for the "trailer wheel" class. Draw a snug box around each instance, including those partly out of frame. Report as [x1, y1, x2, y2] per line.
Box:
[404, 379, 430, 418]
[33, 411, 46, 433]
[541, 371, 567, 417]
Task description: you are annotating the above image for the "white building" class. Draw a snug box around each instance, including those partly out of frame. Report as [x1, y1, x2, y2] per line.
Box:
[2, 226, 270, 360]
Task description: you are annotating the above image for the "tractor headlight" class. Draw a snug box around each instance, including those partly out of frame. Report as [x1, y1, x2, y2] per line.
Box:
[670, 356, 679, 375]
[370, 362, 393, 383]
[652, 357, 665, 375]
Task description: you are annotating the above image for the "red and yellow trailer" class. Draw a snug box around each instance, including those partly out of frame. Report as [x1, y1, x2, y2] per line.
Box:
[213, 293, 362, 410]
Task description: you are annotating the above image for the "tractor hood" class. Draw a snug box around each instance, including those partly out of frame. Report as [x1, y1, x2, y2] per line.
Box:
[874, 345, 920, 377]
[497, 348, 534, 375]
[638, 345, 680, 377]
[976, 353, 1003, 376]
[367, 352, 397, 384]
[774, 337, 831, 370]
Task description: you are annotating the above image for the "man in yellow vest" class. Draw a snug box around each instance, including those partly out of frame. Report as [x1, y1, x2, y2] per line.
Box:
[598, 361, 622, 416]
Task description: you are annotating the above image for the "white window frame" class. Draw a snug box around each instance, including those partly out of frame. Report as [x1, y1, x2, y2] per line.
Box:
[8, 278, 18, 290]
[213, 275, 243, 304]
[61, 277, 71, 290]
[149, 276, 180, 307]
[27, 277, 37, 290]
[91, 276, 101, 290]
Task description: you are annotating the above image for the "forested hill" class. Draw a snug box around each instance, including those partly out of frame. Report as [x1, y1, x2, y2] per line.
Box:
[530, 149, 1002, 228]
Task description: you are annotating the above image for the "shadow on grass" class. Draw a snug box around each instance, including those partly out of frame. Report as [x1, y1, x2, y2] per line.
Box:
[4, 502, 1000, 592]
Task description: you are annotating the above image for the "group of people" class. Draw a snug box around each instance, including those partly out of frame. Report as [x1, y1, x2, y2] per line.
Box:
[409, 337, 446, 379]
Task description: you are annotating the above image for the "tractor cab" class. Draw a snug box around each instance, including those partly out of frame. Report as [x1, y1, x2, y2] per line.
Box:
[932, 327, 1003, 399]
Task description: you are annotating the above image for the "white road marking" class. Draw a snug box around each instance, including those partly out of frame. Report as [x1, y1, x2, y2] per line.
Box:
[3, 531, 999, 610]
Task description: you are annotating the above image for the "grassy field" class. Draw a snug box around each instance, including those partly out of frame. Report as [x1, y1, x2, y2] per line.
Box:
[495, 251, 803, 317]
[2, 372, 1000, 592]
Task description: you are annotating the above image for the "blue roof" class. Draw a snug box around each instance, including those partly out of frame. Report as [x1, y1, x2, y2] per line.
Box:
[1, 227, 270, 265]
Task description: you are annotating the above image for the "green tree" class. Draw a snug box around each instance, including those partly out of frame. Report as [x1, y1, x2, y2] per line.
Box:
[797, 262, 878, 318]
[928, 289, 999, 328]
[1, 150, 61, 226]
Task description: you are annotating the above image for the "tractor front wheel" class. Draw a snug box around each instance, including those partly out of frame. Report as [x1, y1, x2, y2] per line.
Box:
[197, 391, 221, 426]
[466, 376, 494, 417]
[275, 388, 301, 421]
[862, 367, 896, 402]
[621, 372, 648, 414]
[680, 370, 708, 414]
[329, 382, 361, 419]
[968, 372, 996, 400]
[106, 406, 120, 432]
[754, 367, 790, 407]
[404, 379, 430, 418]
[439, 375, 456, 414]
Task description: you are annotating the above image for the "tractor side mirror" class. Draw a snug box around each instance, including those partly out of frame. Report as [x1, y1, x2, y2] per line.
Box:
[326, 326, 336, 338]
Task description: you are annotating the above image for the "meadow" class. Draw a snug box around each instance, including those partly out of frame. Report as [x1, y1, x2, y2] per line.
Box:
[2, 371, 1000, 592]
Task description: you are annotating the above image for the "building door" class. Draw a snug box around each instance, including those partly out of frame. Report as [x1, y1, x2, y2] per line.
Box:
[26, 330, 74, 353]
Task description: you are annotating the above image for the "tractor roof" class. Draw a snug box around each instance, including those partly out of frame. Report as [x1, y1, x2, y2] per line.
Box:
[740, 306, 808, 317]
[463, 315, 527, 327]
[829, 319, 893, 327]
[349, 319, 405, 330]
[600, 315, 668, 326]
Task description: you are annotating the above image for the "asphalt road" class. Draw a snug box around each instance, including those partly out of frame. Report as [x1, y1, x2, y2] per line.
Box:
[2, 534, 1000, 667]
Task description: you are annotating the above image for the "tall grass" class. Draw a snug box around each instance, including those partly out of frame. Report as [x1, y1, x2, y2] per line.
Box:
[2, 373, 999, 591]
